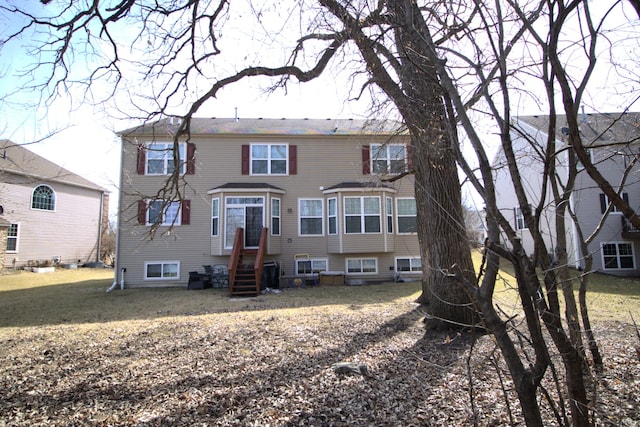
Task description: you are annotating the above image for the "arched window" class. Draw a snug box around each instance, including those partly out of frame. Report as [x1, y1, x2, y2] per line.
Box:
[32, 185, 55, 211]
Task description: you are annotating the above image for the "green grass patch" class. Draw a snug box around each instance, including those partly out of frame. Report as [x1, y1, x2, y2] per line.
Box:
[0, 261, 638, 329]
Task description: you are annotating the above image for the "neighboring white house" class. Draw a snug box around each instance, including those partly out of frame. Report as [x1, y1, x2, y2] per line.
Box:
[494, 112, 640, 276]
[0, 139, 110, 268]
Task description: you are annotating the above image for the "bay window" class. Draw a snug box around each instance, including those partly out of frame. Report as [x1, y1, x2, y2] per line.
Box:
[344, 196, 381, 234]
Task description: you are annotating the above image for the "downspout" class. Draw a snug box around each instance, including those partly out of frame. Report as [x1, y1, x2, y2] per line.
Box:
[569, 192, 582, 269]
[107, 133, 126, 292]
[107, 268, 125, 292]
[97, 191, 104, 262]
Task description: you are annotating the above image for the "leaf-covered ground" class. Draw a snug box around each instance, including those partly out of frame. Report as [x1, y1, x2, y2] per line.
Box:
[1, 288, 639, 426]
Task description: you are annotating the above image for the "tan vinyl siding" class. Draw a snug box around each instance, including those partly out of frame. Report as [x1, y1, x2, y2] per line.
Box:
[117, 122, 420, 287]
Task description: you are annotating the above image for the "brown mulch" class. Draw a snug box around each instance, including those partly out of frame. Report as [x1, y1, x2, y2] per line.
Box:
[0, 298, 639, 426]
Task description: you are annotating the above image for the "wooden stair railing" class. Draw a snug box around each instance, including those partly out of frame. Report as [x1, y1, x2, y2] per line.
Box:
[227, 227, 244, 293]
[228, 227, 268, 297]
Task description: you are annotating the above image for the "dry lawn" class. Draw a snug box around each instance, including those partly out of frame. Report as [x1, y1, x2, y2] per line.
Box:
[0, 268, 639, 426]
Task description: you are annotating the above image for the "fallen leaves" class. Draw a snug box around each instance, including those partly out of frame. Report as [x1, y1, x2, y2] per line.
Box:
[0, 300, 638, 426]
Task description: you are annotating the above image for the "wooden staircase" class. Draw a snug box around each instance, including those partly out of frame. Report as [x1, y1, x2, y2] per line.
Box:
[228, 227, 267, 297]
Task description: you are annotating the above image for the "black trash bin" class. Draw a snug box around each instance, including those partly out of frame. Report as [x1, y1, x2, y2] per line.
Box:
[261, 261, 280, 290]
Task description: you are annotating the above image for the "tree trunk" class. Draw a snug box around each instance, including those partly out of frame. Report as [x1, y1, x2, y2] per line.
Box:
[389, 1, 476, 328]
[411, 124, 477, 328]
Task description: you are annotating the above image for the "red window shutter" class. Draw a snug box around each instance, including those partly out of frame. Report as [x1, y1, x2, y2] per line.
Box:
[241, 144, 250, 175]
[181, 199, 191, 225]
[186, 143, 196, 175]
[137, 144, 146, 175]
[406, 143, 414, 172]
[289, 145, 297, 175]
[138, 200, 147, 224]
[362, 145, 370, 175]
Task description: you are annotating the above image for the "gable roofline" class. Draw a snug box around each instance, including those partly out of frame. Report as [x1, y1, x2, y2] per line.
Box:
[0, 139, 108, 193]
[118, 117, 407, 138]
[492, 112, 640, 167]
[516, 111, 640, 147]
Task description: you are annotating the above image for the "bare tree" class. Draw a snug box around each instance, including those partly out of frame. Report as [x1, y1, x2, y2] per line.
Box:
[2, 1, 639, 425]
[1, 0, 478, 327]
[428, 1, 638, 425]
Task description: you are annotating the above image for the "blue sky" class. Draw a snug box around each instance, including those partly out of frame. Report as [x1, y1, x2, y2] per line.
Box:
[0, 1, 638, 220]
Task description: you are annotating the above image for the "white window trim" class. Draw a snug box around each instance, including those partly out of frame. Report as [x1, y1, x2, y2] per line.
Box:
[31, 184, 56, 212]
[601, 242, 636, 270]
[271, 198, 281, 236]
[576, 148, 593, 171]
[295, 258, 328, 275]
[223, 196, 265, 250]
[346, 257, 378, 275]
[328, 197, 338, 235]
[386, 197, 393, 234]
[211, 198, 220, 236]
[601, 194, 625, 214]
[371, 143, 408, 174]
[144, 261, 181, 280]
[250, 143, 289, 176]
[145, 142, 186, 176]
[344, 196, 382, 234]
[6, 223, 19, 253]
[298, 198, 324, 236]
[515, 207, 527, 230]
[146, 200, 182, 226]
[395, 256, 422, 273]
[396, 197, 417, 234]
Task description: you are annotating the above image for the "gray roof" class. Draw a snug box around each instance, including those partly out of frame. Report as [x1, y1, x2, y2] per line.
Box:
[119, 117, 406, 137]
[516, 112, 640, 146]
[213, 183, 285, 191]
[0, 139, 107, 192]
[324, 181, 394, 191]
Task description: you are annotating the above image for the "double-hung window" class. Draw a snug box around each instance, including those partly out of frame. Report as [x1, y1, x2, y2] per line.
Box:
[344, 196, 381, 234]
[7, 223, 18, 252]
[211, 198, 220, 236]
[386, 197, 393, 233]
[371, 144, 407, 174]
[299, 199, 323, 235]
[328, 198, 337, 235]
[148, 200, 181, 226]
[515, 207, 526, 230]
[599, 193, 628, 214]
[602, 242, 635, 269]
[146, 142, 186, 175]
[251, 144, 287, 175]
[397, 198, 416, 233]
[271, 198, 281, 236]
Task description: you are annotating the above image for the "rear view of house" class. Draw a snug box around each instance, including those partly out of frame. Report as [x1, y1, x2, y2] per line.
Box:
[115, 118, 421, 291]
[0, 139, 109, 269]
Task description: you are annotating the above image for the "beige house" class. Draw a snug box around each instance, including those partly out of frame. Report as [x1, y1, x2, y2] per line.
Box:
[0, 140, 109, 269]
[116, 118, 421, 292]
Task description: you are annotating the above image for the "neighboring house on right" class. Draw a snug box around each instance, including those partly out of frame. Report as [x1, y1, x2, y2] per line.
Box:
[494, 111, 640, 276]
